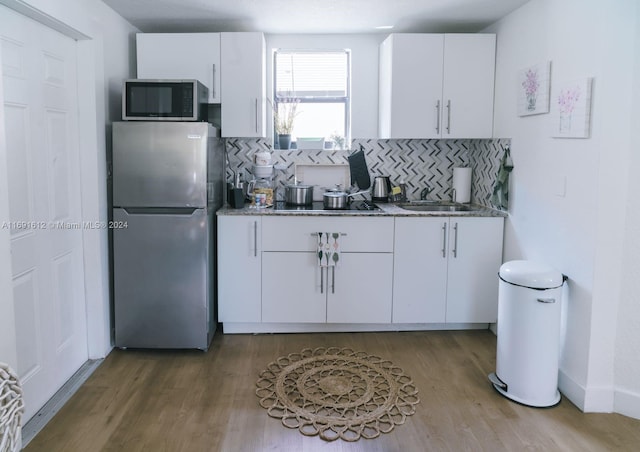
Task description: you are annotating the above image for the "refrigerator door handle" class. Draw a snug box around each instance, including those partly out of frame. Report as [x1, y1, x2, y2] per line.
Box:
[121, 207, 200, 215]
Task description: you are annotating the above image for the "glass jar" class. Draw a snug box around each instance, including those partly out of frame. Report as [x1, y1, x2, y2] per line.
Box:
[251, 177, 274, 207]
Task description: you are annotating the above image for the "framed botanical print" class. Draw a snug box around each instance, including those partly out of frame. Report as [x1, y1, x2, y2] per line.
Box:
[517, 61, 551, 116]
[551, 77, 593, 138]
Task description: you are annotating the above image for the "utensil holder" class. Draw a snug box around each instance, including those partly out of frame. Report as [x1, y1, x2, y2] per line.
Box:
[230, 188, 245, 208]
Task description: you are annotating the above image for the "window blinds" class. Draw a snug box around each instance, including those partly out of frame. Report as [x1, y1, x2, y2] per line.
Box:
[275, 51, 349, 98]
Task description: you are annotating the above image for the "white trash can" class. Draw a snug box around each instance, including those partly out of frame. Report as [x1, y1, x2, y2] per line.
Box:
[488, 260, 565, 407]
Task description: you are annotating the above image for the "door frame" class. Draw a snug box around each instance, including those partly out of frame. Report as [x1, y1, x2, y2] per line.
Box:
[0, 1, 114, 370]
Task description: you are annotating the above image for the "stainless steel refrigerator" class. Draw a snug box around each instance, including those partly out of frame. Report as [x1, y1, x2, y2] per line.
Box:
[111, 121, 223, 350]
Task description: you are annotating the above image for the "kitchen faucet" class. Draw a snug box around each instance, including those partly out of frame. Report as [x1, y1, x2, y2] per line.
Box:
[420, 185, 432, 200]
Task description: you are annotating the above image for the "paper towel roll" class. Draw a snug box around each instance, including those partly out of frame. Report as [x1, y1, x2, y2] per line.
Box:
[453, 167, 472, 203]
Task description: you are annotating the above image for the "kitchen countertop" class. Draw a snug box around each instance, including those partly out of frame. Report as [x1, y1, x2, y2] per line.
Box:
[217, 201, 507, 217]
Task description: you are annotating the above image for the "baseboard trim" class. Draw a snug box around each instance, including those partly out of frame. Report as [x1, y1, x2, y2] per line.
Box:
[21, 359, 103, 447]
[221, 322, 491, 334]
[558, 369, 586, 411]
[559, 370, 640, 419]
[614, 388, 640, 420]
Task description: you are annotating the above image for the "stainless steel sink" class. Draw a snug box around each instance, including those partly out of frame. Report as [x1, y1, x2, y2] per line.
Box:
[396, 202, 472, 212]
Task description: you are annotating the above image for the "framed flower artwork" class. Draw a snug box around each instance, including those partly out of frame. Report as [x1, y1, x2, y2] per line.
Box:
[517, 61, 551, 116]
[551, 77, 593, 138]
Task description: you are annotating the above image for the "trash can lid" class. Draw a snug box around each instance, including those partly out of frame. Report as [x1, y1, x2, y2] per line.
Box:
[499, 260, 564, 289]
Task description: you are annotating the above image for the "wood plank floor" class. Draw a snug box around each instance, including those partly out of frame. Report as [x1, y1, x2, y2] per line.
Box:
[24, 330, 640, 451]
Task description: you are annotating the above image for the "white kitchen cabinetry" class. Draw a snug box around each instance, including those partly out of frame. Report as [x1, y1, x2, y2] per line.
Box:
[220, 32, 266, 138]
[136, 33, 221, 103]
[393, 217, 448, 323]
[217, 216, 261, 322]
[379, 33, 496, 139]
[261, 217, 394, 324]
[445, 217, 504, 323]
[393, 216, 503, 324]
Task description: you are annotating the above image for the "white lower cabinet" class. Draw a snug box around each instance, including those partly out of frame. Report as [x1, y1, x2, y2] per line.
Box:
[326, 252, 393, 323]
[262, 251, 393, 323]
[393, 216, 504, 324]
[261, 216, 394, 324]
[218, 213, 503, 331]
[217, 215, 261, 322]
[445, 217, 504, 323]
[262, 252, 325, 323]
[393, 217, 448, 323]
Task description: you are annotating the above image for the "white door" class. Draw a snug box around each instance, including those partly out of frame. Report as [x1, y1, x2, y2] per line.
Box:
[1, 6, 88, 422]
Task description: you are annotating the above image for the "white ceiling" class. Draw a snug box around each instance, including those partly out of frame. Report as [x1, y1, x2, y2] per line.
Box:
[101, 0, 530, 34]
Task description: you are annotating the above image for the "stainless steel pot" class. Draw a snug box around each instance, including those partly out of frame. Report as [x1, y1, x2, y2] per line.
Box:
[322, 188, 370, 209]
[323, 190, 349, 209]
[284, 184, 314, 205]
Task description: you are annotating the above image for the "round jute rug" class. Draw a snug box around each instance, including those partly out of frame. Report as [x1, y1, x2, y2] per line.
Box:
[255, 347, 420, 442]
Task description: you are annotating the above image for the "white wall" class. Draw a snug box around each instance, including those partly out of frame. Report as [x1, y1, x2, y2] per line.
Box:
[486, 0, 639, 416]
[265, 34, 384, 139]
[615, 3, 640, 420]
[0, 0, 138, 363]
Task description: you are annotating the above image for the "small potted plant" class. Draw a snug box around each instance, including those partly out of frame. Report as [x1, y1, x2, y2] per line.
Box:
[270, 97, 299, 150]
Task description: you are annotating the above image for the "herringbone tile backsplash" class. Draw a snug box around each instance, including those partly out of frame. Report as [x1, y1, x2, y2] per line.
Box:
[225, 138, 510, 209]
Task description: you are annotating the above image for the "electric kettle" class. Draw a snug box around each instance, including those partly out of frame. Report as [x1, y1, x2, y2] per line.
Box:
[371, 176, 392, 202]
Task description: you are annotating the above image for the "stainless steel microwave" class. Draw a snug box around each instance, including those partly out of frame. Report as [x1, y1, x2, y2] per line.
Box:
[122, 79, 208, 121]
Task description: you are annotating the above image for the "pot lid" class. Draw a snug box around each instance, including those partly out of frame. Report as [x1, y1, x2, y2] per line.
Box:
[286, 184, 313, 189]
[324, 191, 348, 197]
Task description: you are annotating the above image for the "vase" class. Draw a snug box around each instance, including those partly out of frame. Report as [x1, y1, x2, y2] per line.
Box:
[278, 134, 291, 150]
[559, 113, 571, 134]
[526, 94, 537, 111]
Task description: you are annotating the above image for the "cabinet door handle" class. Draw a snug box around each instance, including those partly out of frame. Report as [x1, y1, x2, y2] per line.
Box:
[212, 63, 216, 98]
[452, 222, 459, 258]
[442, 222, 447, 258]
[435, 100, 441, 134]
[255, 98, 259, 134]
[332, 266, 336, 294]
[320, 267, 324, 294]
[253, 221, 257, 257]
[446, 100, 451, 134]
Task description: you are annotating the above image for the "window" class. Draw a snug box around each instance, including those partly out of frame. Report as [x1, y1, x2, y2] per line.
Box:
[273, 50, 350, 149]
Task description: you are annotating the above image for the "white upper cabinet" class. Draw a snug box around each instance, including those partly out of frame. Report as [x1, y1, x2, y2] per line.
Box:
[136, 33, 221, 103]
[220, 32, 266, 138]
[379, 33, 496, 139]
[442, 34, 496, 139]
[379, 34, 444, 140]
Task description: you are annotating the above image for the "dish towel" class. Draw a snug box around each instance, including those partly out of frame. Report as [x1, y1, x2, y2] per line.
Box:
[317, 232, 341, 267]
[491, 146, 514, 211]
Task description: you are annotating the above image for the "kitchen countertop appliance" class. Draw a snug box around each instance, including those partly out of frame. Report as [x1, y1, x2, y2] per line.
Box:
[111, 121, 223, 350]
[273, 200, 380, 212]
[371, 176, 392, 202]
